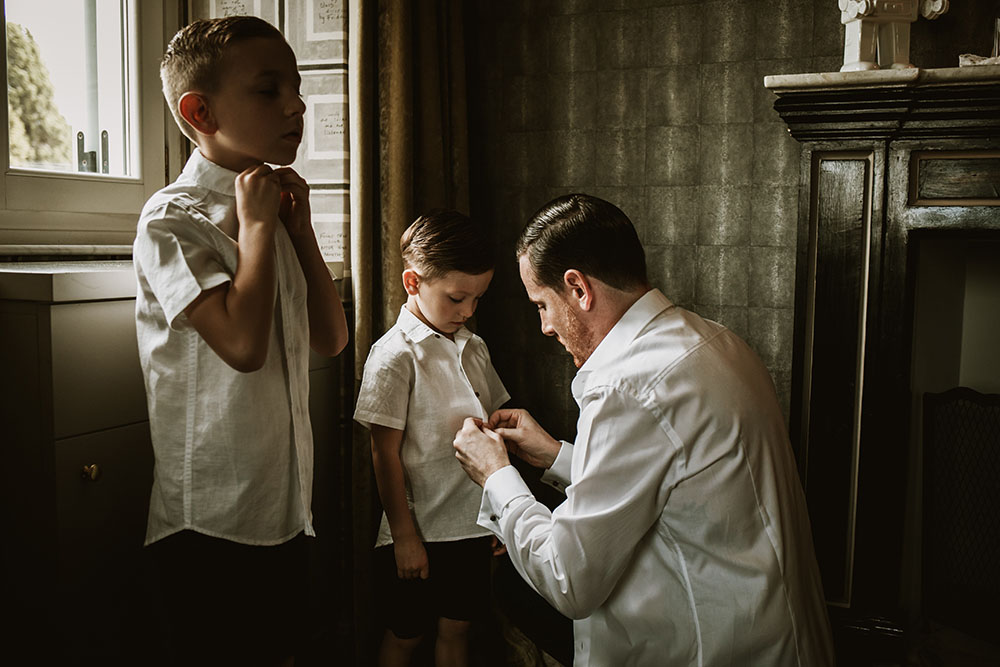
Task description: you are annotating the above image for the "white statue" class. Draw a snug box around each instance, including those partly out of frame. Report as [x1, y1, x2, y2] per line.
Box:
[839, 0, 950, 72]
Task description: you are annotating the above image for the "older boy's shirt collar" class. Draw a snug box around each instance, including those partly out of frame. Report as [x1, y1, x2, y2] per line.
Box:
[182, 149, 239, 196]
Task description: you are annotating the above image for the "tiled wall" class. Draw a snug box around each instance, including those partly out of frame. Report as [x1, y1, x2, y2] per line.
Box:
[466, 0, 988, 440]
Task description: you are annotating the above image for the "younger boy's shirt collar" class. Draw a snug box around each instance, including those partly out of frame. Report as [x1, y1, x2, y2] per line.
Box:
[396, 304, 472, 347]
[182, 149, 239, 196]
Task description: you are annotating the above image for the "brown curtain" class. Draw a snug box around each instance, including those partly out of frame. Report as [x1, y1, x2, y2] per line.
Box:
[348, 0, 470, 662]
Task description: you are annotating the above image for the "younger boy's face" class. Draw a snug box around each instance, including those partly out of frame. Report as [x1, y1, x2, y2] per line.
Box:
[407, 269, 494, 337]
[204, 36, 305, 172]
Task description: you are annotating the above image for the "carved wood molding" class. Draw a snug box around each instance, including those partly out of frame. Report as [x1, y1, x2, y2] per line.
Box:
[764, 66, 1000, 142]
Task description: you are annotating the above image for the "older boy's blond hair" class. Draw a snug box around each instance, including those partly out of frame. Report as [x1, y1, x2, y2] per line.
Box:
[161, 16, 284, 141]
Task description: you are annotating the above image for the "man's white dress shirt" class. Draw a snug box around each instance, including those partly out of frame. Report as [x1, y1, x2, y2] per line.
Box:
[355, 305, 510, 546]
[479, 289, 834, 666]
[134, 150, 315, 547]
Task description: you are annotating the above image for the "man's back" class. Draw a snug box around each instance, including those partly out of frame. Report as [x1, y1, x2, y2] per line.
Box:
[570, 290, 833, 665]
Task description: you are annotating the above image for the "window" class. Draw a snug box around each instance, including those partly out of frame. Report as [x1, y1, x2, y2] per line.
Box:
[1, 1, 181, 243]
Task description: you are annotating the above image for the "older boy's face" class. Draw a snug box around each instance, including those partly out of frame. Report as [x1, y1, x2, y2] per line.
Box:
[205, 36, 305, 172]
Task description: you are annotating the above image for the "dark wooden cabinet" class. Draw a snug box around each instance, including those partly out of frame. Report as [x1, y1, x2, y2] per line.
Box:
[766, 66, 1000, 659]
[0, 262, 153, 662]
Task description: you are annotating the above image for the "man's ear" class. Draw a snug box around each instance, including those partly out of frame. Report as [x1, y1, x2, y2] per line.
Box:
[402, 268, 421, 296]
[563, 269, 594, 311]
[178, 92, 216, 136]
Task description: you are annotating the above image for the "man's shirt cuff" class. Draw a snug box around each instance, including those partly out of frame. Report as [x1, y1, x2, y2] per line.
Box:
[539, 440, 573, 493]
[477, 464, 533, 533]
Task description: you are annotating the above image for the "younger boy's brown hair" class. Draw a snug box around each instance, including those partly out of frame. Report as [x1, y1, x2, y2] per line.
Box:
[400, 210, 495, 281]
[161, 16, 285, 141]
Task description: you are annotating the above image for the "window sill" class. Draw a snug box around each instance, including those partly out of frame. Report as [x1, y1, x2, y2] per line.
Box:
[0, 244, 133, 261]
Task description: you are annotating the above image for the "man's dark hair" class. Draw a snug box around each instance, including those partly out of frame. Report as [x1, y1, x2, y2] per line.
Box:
[400, 210, 495, 280]
[161, 16, 285, 141]
[516, 194, 649, 291]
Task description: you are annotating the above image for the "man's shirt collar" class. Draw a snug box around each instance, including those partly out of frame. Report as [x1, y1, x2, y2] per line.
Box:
[572, 288, 673, 398]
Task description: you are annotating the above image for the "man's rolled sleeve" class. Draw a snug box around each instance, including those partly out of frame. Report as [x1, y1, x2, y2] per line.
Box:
[477, 464, 534, 535]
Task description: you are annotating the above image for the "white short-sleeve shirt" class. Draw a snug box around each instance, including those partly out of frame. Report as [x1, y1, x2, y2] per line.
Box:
[133, 150, 314, 547]
[354, 305, 510, 546]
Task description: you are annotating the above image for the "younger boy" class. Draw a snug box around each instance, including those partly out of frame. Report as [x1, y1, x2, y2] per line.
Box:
[132, 16, 348, 666]
[354, 211, 509, 666]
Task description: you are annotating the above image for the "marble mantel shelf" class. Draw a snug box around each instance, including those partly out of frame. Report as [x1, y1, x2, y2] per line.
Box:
[763, 65, 1000, 142]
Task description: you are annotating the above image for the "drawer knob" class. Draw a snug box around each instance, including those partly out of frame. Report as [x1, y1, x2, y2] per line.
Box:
[81, 464, 101, 482]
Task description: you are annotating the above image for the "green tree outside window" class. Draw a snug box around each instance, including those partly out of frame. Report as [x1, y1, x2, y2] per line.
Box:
[6, 21, 72, 169]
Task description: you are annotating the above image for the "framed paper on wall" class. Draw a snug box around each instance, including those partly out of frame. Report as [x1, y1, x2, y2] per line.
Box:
[285, 0, 347, 66]
[309, 190, 349, 273]
[189, 0, 281, 27]
[290, 70, 348, 185]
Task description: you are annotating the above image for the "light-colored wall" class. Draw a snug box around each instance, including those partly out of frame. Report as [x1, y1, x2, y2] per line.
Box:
[912, 238, 967, 395]
[912, 238, 1000, 396]
[960, 242, 1000, 393]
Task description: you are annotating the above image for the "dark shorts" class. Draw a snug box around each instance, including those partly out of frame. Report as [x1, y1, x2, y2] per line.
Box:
[146, 530, 307, 666]
[375, 536, 492, 640]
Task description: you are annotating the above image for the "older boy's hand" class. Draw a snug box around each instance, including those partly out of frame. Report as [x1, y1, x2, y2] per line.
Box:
[274, 167, 311, 238]
[235, 164, 281, 233]
[453, 417, 510, 487]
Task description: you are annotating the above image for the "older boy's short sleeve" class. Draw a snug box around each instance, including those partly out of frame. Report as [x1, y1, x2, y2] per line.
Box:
[353, 342, 413, 431]
[134, 203, 233, 329]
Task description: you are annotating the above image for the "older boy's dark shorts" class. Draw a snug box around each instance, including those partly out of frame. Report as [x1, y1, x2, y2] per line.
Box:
[375, 536, 492, 639]
[146, 530, 307, 666]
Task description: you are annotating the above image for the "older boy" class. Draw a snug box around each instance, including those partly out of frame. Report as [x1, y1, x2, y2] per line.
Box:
[132, 16, 348, 666]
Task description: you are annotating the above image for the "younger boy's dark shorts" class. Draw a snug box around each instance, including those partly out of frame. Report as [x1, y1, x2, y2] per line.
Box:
[375, 536, 492, 640]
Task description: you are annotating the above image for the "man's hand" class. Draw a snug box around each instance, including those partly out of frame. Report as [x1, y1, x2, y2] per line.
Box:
[235, 164, 281, 235]
[393, 535, 429, 580]
[273, 167, 311, 238]
[453, 417, 511, 487]
[489, 408, 561, 470]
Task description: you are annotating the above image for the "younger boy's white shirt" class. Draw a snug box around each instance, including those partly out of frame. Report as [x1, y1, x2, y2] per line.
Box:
[355, 305, 510, 546]
[133, 149, 315, 547]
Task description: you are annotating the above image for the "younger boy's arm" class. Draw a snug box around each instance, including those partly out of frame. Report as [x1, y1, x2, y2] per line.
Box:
[275, 167, 349, 357]
[185, 164, 281, 373]
[370, 424, 429, 580]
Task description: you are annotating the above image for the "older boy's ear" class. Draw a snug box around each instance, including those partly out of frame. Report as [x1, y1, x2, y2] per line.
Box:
[402, 269, 421, 295]
[178, 92, 217, 135]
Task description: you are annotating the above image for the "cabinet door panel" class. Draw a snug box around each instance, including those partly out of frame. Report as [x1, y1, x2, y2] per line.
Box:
[55, 422, 153, 583]
[53, 422, 154, 657]
[51, 300, 148, 438]
[801, 153, 874, 606]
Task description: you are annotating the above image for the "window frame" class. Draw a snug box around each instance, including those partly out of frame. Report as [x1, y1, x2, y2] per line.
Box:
[0, 0, 182, 245]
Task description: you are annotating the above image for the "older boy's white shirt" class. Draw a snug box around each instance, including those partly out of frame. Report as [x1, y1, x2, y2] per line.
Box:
[133, 149, 315, 546]
[355, 305, 510, 546]
[478, 289, 834, 666]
